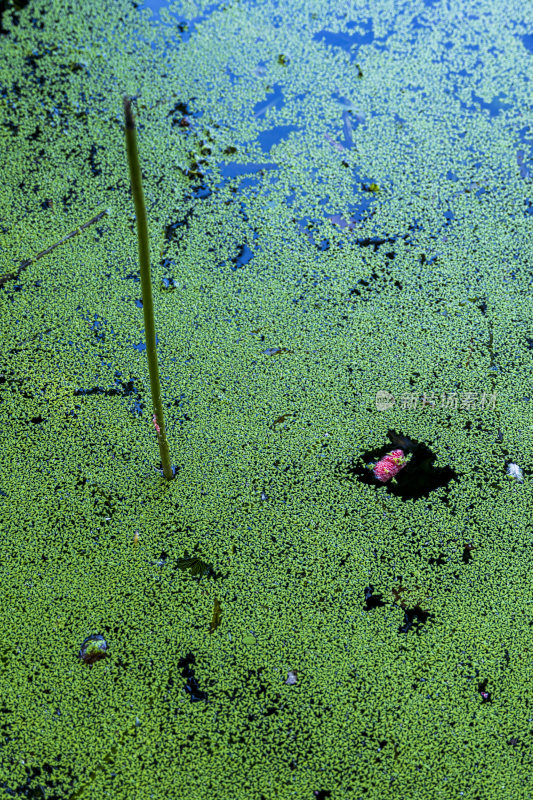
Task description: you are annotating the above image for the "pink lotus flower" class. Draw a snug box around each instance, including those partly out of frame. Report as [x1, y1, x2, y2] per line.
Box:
[373, 449, 407, 483]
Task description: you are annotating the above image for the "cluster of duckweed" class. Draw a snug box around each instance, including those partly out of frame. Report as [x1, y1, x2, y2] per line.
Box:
[2, 0, 533, 797]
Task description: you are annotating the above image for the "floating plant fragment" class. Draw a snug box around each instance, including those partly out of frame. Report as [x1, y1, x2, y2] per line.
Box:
[210, 598, 222, 633]
[264, 347, 293, 356]
[79, 634, 107, 665]
[176, 553, 216, 579]
[478, 679, 492, 703]
[0, 209, 108, 288]
[349, 430, 456, 499]
[372, 449, 407, 483]
[272, 413, 293, 429]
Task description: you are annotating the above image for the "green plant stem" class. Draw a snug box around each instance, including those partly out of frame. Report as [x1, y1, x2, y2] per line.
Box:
[123, 96, 173, 480]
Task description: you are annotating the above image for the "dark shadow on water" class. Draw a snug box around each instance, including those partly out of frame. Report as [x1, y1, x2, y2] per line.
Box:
[178, 653, 208, 702]
[363, 585, 385, 611]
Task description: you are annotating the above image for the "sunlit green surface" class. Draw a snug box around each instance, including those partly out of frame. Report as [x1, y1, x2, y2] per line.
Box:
[1, 0, 533, 796]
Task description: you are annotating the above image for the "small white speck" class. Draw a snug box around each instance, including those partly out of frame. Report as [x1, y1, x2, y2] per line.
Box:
[285, 670, 298, 685]
[507, 463, 523, 482]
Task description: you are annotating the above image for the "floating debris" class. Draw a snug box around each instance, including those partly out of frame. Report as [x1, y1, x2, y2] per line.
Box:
[0, 208, 109, 288]
[478, 679, 492, 703]
[272, 412, 293, 429]
[264, 347, 292, 356]
[79, 634, 108, 665]
[210, 598, 222, 633]
[176, 554, 216, 579]
[342, 110, 354, 148]
[506, 462, 523, 482]
[372, 449, 407, 483]
[348, 430, 456, 500]
[324, 132, 344, 152]
[285, 670, 298, 685]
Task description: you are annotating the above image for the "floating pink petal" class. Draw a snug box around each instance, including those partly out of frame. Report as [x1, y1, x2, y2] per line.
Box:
[373, 449, 406, 483]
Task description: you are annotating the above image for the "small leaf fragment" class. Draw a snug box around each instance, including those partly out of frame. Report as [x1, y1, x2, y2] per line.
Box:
[210, 598, 222, 633]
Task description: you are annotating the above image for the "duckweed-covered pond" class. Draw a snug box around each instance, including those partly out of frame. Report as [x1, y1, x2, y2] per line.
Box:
[2, 0, 533, 797]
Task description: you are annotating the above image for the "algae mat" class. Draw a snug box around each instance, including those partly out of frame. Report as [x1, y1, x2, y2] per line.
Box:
[1, 0, 533, 796]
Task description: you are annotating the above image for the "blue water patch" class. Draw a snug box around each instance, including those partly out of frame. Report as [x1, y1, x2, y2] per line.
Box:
[217, 162, 279, 195]
[313, 19, 374, 60]
[471, 91, 512, 118]
[522, 34, 533, 54]
[332, 192, 375, 225]
[219, 162, 278, 179]
[136, 0, 227, 41]
[133, 336, 159, 353]
[135, 0, 171, 17]
[257, 125, 299, 153]
[231, 244, 254, 271]
[237, 176, 262, 191]
[254, 84, 285, 117]
[131, 399, 144, 416]
[192, 184, 212, 199]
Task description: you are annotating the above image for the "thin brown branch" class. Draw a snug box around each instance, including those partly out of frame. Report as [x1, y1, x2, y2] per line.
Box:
[0, 208, 109, 288]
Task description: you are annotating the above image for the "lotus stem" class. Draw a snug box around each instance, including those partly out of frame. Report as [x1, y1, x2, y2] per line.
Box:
[123, 96, 173, 480]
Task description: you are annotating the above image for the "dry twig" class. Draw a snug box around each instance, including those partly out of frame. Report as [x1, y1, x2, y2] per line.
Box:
[0, 208, 109, 287]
